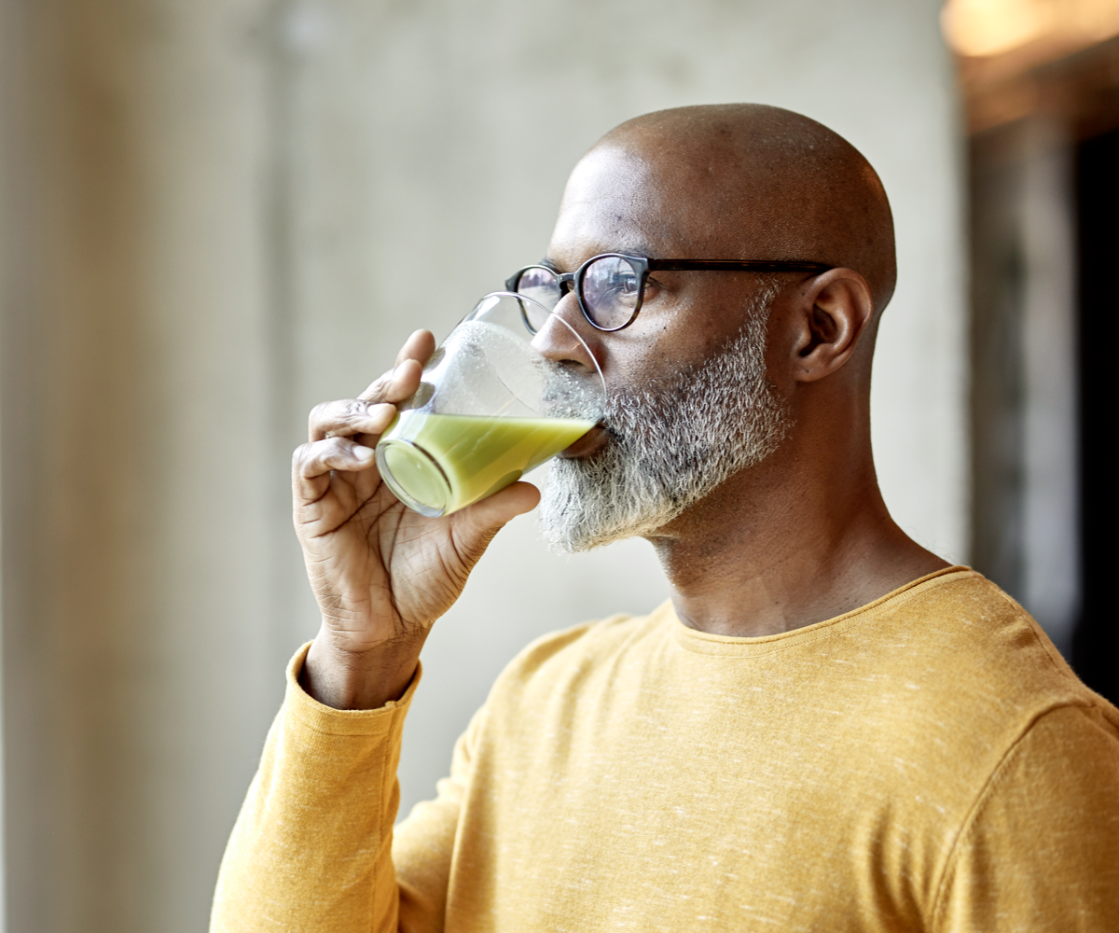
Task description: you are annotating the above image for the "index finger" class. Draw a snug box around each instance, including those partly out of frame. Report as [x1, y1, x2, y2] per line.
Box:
[358, 330, 436, 404]
[395, 329, 436, 368]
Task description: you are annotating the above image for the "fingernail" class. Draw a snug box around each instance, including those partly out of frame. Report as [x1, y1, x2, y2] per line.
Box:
[354, 445, 375, 460]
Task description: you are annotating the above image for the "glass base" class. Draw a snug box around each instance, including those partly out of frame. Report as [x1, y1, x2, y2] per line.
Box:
[375, 439, 450, 517]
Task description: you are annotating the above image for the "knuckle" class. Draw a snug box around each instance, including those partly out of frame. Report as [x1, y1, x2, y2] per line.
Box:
[360, 373, 391, 401]
[292, 443, 313, 475]
[300, 437, 323, 457]
[308, 401, 332, 429]
[324, 436, 352, 461]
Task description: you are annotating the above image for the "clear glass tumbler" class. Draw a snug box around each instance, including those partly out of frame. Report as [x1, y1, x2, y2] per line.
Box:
[375, 292, 606, 517]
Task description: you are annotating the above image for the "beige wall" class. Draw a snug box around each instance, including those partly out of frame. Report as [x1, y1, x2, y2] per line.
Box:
[1, 3, 281, 931]
[0, 1, 963, 930]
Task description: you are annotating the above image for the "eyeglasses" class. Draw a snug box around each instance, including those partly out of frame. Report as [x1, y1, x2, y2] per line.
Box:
[506, 253, 832, 333]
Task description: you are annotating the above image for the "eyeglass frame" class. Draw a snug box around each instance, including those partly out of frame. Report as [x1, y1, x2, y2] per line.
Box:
[506, 253, 833, 333]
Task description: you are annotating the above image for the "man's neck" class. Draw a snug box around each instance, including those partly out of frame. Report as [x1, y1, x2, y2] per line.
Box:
[647, 442, 949, 638]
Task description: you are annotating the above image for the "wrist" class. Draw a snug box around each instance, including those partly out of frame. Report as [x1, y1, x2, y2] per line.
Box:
[301, 630, 424, 710]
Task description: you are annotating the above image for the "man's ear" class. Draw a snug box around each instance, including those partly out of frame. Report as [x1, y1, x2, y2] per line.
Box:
[788, 269, 874, 383]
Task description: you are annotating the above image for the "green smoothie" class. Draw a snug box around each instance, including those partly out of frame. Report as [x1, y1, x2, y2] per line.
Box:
[376, 411, 596, 516]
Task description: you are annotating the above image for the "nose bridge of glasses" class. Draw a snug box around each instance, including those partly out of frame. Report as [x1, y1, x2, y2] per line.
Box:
[552, 280, 584, 322]
[543, 270, 578, 320]
[555, 270, 577, 293]
[511, 264, 597, 332]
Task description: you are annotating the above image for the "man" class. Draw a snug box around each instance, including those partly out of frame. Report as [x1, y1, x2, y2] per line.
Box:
[212, 105, 1119, 931]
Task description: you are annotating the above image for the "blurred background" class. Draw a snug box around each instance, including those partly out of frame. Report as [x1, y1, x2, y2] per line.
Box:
[0, 0, 1114, 930]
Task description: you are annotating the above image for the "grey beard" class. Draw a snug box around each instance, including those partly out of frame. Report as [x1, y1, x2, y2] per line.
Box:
[538, 285, 791, 553]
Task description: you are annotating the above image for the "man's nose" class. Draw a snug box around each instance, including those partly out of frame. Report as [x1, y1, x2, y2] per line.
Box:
[529, 291, 601, 375]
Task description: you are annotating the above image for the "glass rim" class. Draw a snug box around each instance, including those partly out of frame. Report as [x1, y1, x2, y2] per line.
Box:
[466, 290, 606, 399]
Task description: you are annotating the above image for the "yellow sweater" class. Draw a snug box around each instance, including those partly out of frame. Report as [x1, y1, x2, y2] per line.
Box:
[212, 568, 1119, 931]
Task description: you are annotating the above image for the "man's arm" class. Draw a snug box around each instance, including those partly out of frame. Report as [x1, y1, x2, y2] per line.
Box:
[933, 704, 1119, 932]
[289, 328, 539, 714]
[212, 331, 537, 927]
[211, 648, 484, 933]
[211, 645, 421, 931]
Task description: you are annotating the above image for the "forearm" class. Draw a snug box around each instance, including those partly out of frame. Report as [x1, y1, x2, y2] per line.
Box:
[211, 644, 420, 933]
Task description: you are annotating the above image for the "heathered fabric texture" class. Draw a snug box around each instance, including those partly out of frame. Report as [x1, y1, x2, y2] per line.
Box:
[212, 568, 1119, 932]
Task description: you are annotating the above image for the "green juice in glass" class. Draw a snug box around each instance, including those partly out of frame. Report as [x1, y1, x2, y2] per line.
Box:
[377, 411, 596, 516]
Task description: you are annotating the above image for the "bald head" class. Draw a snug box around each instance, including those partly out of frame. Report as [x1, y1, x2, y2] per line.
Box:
[573, 104, 896, 314]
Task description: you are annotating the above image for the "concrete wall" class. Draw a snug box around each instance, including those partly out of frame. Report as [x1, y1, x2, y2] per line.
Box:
[0, 1, 963, 930]
[1, 2, 280, 931]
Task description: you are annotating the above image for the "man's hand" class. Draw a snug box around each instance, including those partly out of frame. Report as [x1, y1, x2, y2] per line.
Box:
[293, 329, 540, 710]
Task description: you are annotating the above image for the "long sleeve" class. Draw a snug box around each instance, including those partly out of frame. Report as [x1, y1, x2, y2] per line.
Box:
[932, 704, 1119, 932]
[210, 644, 456, 933]
[392, 705, 487, 931]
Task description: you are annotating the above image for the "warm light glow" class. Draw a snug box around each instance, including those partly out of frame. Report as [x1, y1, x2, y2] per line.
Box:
[942, 0, 1119, 57]
[942, 0, 1045, 57]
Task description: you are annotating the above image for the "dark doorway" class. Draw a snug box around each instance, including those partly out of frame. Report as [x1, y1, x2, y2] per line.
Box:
[1071, 126, 1119, 704]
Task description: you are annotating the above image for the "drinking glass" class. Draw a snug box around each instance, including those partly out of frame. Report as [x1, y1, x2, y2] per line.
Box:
[375, 292, 606, 517]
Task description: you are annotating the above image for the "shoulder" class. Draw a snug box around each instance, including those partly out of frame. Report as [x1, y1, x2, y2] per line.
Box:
[932, 704, 1119, 930]
[858, 569, 1115, 726]
[809, 569, 1119, 820]
[485, 601, 675, 702]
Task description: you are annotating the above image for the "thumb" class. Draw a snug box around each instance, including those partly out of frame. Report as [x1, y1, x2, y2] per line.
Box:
[449, 481, 541, 564]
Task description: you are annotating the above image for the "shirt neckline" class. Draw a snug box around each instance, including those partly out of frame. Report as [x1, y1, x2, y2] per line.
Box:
[667, 566, 976, 657]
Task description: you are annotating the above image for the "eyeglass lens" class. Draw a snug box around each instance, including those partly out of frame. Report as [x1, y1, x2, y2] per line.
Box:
[512, 268, 561, 332]
[580, 256, 641, 330]
[513, 256, 643, 332]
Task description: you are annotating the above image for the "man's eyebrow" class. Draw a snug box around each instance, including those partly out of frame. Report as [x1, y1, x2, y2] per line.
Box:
[539, 257, 561, 271]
